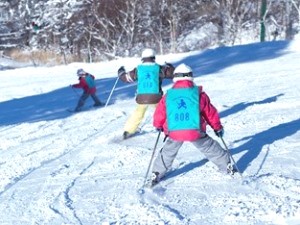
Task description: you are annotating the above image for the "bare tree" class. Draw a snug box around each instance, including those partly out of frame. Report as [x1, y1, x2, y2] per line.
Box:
[264, 0, 298, 41]
[215, 0, 259, 45]
[291, 0, 300, 32]
[2, 0, 300, 62]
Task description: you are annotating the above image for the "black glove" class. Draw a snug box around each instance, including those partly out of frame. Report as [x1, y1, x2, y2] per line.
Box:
[165, 62, 174, 69]
[156, 127, 164, 132]
[118, 66, 125, 77]
[214, 128, 224, 138]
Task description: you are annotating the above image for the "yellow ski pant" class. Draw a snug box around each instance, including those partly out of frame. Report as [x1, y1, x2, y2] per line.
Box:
[124, 103, 157, 134]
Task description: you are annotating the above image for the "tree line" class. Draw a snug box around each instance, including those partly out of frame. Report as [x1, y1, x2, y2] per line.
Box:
[0, 0, 299, 63]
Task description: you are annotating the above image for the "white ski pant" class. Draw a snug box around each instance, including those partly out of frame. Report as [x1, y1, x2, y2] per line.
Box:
[151, 135, 230, 179]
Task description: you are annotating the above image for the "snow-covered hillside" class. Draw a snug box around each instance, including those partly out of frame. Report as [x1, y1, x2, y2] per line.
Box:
[0, 40, 300, 225]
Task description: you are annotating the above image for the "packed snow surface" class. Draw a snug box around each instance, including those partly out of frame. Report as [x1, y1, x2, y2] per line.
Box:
[0, 40, 300, 225]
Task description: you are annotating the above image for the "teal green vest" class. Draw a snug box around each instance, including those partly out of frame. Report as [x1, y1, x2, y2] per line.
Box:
[137, 64, 160, 94]
[85, 75, 95, 88]
[166, 87, 200, 131]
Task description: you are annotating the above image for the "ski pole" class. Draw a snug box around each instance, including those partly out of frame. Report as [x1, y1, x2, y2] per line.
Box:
[71, 86, 80, 97]
[139, 130, 162, 193]
[105, 76, 120, 107]
[220, 136, 243, 177]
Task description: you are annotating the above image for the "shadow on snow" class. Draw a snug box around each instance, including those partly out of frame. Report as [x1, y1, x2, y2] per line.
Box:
[231, 117, 300, 173]
[0, 41, 290, 126]
[164, 115, 300, 178]
[220, 93, 284, 119]
[175, 40, 289, 77]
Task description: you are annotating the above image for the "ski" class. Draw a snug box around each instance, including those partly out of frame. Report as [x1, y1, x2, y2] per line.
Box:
[139, 162, 244, 197]
[66, 109, 77, 113]
[138, 165, 185, 196]
[66, 105, 103, 113]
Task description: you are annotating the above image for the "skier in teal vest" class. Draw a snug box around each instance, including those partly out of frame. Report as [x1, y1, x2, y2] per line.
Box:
[71, 69, 103, 112]
[150, 63, 236, 186]
[117, 48, 175, 139]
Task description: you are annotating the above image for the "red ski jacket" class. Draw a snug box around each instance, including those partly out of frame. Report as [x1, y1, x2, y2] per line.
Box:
[153, 80, 223, 141]
[72, 74, 96, 94]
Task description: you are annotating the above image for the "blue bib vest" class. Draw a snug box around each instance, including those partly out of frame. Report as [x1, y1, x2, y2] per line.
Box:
[137, 64, 160, 94]
[166, 87, 200, 131]
[85, 75, 95, 88]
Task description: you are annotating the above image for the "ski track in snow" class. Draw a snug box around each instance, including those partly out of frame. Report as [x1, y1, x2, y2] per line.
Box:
[1, 108, 299, 225]
[0, 107, 129, 224]
[1, 41, 300, 224]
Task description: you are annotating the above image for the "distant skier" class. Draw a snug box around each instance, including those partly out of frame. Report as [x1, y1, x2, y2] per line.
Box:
[31, 22, 41, 31]
[117, 48, 175, 139]
[150, 63, 237, 186]
[71, 69, 103, 112]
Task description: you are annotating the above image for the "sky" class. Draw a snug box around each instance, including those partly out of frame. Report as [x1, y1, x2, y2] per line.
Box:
[0, 37, 300, 225]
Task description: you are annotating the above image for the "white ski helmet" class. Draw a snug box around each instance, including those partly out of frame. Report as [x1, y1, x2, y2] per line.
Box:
[77, 68, 86, 76]
[141, 48, 156, 59]
[173, 63, 193, 82]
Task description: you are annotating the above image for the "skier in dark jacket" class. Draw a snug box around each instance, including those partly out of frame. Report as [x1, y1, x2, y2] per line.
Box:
[150, 63, 236, 186]
[117, 48, 175, 139]
[71, 69, 103, 111]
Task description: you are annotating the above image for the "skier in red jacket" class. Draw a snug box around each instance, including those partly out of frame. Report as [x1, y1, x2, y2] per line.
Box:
[151, 63, 236, 186]
[71, 69, 103, 111]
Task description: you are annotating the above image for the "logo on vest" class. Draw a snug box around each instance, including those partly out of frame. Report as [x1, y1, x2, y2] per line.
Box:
[142, 72, 153, 89]
[177, 99, 187, 109]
